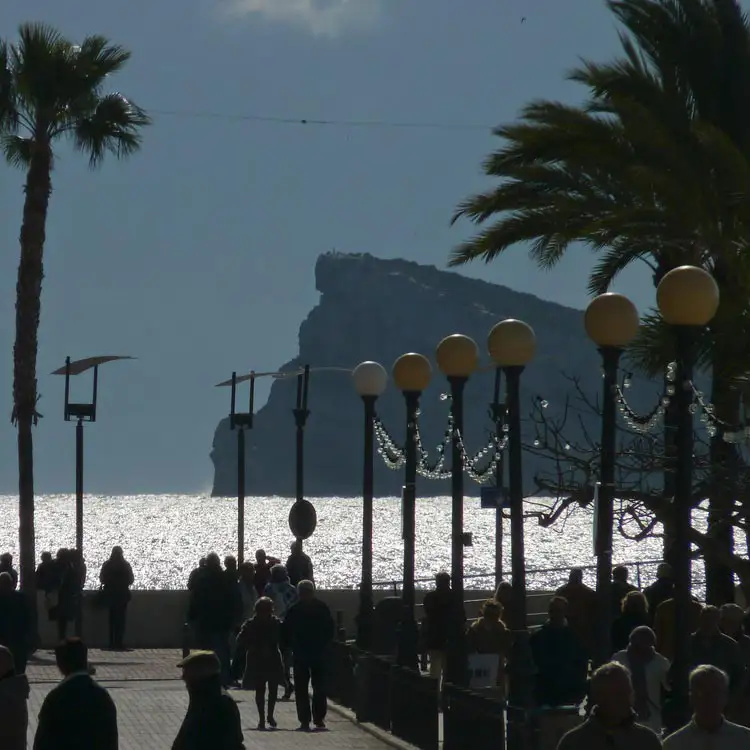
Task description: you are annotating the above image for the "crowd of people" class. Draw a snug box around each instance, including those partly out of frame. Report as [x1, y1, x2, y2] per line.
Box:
[185, 542, 332, 731]
[421, 561, 750, 745]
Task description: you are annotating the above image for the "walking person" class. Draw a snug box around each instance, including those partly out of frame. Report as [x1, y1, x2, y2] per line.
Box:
[557, 662, 662, 749]
[172, 650, 245, 750]
[231, 563, 258, 683]
[237, 597, 284, 730]
[612, 591, 651, 653]
[264, 564, 298, 700]
[283, 580, 335, 731]
[33, 638, 118, 750]
[253, 550, 280, 597]
[612, 626, 670, 735]
[53, 549, 78, 641]
[99, 546, 134, 650]
[0, 645, 29, 750]
[422, 572, 466, 687]
[663, 664, 750, 748]
[0, 572, 31, 675]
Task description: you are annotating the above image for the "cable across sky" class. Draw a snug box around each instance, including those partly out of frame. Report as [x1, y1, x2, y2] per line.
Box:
[148, 107, 496, 133]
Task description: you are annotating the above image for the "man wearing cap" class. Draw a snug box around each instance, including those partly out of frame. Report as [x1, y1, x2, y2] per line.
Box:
[172, 650, 245, 750]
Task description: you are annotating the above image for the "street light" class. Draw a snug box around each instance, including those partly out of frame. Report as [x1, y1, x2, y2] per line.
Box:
[488, 320, 535, 749]
[656, 265, 719, 726]
[215, 371, 258, 566]
[52, 354, 134, 636]
[487, 320, 536, 629]
[584, 293, 639, 666]
[436, 334, 478, 685]
[352, 361, 389, 650]
[289, 365, 318, 545]
[392, 352, 432, 670]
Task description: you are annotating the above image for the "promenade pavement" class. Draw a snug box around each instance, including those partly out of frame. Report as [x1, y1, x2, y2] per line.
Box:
[25, 649, 398, 750]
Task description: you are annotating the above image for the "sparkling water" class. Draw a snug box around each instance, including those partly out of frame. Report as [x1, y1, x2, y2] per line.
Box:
[0, 494, 678, 591]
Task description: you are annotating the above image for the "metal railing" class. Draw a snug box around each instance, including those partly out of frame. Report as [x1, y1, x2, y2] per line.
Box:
[443, 683, 506, 750]
[374, 557, 665, 596]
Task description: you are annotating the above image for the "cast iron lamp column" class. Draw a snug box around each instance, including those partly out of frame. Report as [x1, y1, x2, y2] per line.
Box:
[487, 319, 536, 750]
[393, 353, 432, 670]
[584, 294, 640, 666]
[435, 333, 479, 685]
[352, 361, 389, 650]
[656, 266, 719, 727]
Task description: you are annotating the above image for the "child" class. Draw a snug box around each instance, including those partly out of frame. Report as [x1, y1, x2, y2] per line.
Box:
[237, 596, 285, 730]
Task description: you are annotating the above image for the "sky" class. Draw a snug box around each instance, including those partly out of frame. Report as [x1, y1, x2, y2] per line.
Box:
[0, 0, 660, 494]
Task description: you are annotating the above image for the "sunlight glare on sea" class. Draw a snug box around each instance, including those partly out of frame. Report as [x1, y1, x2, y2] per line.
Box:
[0, 494, 678, 591]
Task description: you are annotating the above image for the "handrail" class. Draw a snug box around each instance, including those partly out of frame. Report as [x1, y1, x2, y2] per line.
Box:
[374, 557, 666, 596]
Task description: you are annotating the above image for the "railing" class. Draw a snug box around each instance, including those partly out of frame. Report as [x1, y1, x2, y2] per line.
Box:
[357, 652, 392, 731]
[443, 683, 506, 750]
[328, 639, 358, 710]
[390, 665, 439, 750]
[374, 557, 665, 595]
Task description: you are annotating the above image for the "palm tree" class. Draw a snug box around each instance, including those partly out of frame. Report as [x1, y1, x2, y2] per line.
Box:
[0, 24, 150, 596]
[450, 0, 750, 603]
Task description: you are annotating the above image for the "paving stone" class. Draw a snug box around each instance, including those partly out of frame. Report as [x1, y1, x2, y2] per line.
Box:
[25, 650, 396, 749]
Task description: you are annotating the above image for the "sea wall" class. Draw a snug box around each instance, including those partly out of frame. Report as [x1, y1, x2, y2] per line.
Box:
[37, 588, 553, 649]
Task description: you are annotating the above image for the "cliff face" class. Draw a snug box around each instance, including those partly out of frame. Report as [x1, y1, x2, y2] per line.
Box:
[211, 252, 641, 497]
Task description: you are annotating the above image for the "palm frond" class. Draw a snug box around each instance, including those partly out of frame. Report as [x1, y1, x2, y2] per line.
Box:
[1, 134, 32, 168]
[72, 93, 150, 167]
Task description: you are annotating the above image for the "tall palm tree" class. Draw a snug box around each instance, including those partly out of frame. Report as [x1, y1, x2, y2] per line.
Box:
[450, 0, 750, 603]
[0, 24, 150, 596]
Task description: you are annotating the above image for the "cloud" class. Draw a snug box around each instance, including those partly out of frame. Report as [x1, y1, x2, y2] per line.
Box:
[224, 0, 382, 37]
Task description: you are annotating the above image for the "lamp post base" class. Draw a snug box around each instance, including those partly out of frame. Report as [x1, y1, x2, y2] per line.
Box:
[355, 596, 374, 651]
[506, 630, 534, 750]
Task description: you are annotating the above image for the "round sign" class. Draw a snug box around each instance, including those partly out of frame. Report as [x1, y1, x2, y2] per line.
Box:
[288, 499, 317, 540]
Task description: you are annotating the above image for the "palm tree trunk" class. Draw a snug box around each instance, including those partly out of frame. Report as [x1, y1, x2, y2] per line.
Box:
[14, 139, 52, 607]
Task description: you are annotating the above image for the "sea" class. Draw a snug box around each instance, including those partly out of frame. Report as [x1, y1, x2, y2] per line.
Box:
[0, 494, 692, 592]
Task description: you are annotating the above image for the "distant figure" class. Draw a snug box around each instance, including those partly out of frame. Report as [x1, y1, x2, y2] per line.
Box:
[286, 541, 313, 587]
[663, 664, 750, 749]
[494, 581, 515, 628]
[654, 596, 702, 661]
[530, 596, 588, 708]
[613, 626, 670, 734]
[187, 558, 207, 591]
[253, 550, 280, 598]
[0, 572, 31, 674]
[555, 568, 598, 658]
[611, 565, 638, 616]
[612, 591, 651, 653]
[422, 572, 466, 687]
[172, 650, 245, 750]
[36, 552, 56, 593]
[237, 597, 284, 729]
[0, 645, 29, 750]
[644, 563, 675, 622]
[237, 563, 258, 621]
[720, 603, 750, 726]
[99, 546, 135, 650]
[33, 639, 118, 750]
[283, 580, 335, 731]
[0, 554, 19, 589]
[557, 662, 662, 750]
[52, 549, 77, 641]
[689, 606, 743, 692]
[188, 553, 236, 686]
[466, 599, 513, 697]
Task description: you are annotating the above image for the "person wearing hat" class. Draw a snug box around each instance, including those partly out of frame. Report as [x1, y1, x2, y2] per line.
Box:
[172, 650, 245, 750]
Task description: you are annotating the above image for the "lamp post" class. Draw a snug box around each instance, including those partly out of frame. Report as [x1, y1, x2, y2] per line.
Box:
[52, 354, 133, 636]
[487, 320, 535, 749]
[656, 265, 719, 726]
[352, 361, 389, 650]
[219, 371, 256, 566]
[436, 334, 479, 685]
[584, 293, 639, 666]
[487, 320, 536, 629]
[289, 365, 318, 545]
[491, 368, 506, 587]
[392, 352, 432, 670]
